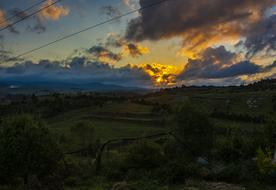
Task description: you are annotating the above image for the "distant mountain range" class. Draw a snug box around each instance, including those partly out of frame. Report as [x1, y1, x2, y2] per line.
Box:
[1, 78, 275, 95]
[0, 80, 150, 95]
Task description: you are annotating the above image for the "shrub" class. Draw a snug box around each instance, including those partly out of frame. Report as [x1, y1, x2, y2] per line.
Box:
[0, 115, 62, 185]
[124, 141, 165, 170]
[256, 148, 276, 177]
[156, 159, 201, 184]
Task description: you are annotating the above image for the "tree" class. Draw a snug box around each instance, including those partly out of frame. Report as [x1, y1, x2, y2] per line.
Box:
[176, 103, 214, 157]
[0, 115, 62, 185]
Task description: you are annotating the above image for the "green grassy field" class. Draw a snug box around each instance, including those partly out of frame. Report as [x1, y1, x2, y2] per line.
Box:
[1, 85, 276, 189]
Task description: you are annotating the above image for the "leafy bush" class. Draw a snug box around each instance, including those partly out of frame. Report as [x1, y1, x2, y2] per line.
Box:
[256, 148, 276, 178]
[0, 115, 62, 185]
[215, 135, 254, 162]
[124, 141, 165, 170]
[156, 159, 202, 184]
[101, 151, 126, 181]
[217, 161, 259, 183]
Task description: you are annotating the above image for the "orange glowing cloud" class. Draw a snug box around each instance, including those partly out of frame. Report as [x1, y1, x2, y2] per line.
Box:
[39, 0, 69, 21]
[126, 0, 275, 59]
[142, 63, 179, 86]
[178, 22, 249, 59]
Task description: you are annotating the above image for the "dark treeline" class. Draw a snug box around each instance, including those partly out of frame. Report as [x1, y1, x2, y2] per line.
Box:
[0, 93, 128, 118]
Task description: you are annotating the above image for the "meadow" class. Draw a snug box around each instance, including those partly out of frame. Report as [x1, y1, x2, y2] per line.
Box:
[0, 80, 276, 189]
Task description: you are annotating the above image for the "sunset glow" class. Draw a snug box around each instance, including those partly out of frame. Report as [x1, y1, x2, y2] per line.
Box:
[142, 63, 179, 86]
[0, 0, 275, 87]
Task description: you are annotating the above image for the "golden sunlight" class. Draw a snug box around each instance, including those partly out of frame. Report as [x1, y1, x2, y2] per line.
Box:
[142, 63, 179, 86]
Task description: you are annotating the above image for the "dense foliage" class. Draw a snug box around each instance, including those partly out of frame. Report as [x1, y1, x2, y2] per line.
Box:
[0, 115, 62, 186]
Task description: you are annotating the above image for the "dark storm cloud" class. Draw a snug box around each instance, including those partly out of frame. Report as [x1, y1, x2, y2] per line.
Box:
[87, 45, 122, 62]
[178, 46, 276, 80]
[241, 15, 276, 57]
[202, 46, 236, 65]
[125, 0, 275, 54]
[126, 0, 273, 40]
[0, 58, 153, 87]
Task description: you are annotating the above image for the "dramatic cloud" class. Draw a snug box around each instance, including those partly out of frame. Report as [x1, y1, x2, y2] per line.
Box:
[125, 0, 275, 57]
[39, 0, 69, 21]
[0, 58, 153, 87]
[241, 15, 276, 57]
[87, 46, 122, 62]
[178, 46, 276, 80]
[105, 33, 149, 57]
[124, 43, 149, 57]
[67, 34, 149, 65]
[142, 63, 177, 86]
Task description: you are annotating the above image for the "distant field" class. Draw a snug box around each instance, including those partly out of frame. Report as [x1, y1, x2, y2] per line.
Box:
[45, 89, 275, 146]
[146, 89, 275, 116]
[46, 102, 166, 151]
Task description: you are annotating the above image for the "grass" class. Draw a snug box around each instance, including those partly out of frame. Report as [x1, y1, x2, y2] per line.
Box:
[1, 88, 276, 190]
[45, 102, 165, 152]
[48, 102, 163, 137]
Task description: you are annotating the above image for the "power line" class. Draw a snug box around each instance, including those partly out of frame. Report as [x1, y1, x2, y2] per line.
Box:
[0, 0, 61, 32]
[0, 0, 48, 27]
[11, 0, 174, 61]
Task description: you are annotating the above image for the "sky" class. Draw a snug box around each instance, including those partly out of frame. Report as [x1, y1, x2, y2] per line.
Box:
[0, 0, 275, 88]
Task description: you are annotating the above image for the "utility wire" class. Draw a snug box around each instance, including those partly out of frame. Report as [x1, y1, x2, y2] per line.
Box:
[0, 0, 61, 32]
[0, 0, 48, 27]
[10, 0, 174, 61]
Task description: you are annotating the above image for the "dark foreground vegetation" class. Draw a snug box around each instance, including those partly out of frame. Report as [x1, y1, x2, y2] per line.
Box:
[0, 79, 276, 189]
